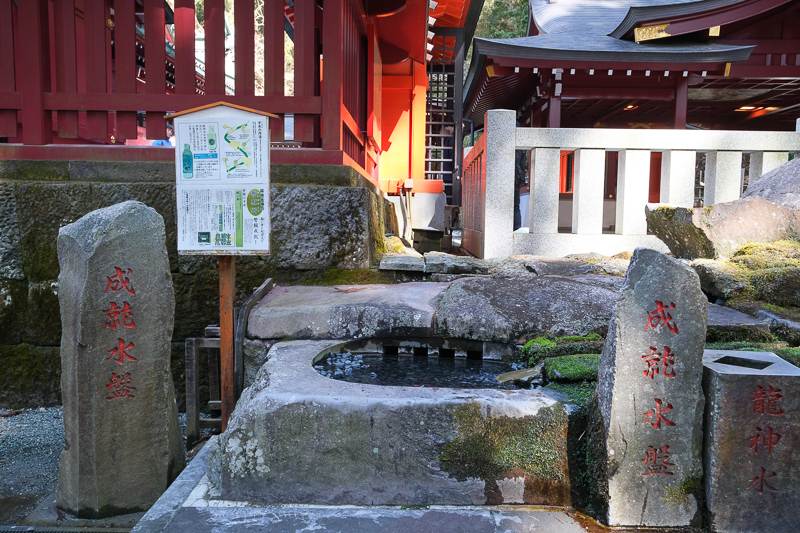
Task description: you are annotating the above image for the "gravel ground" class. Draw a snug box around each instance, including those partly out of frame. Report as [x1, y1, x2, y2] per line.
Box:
[0, 407, 64, 525]
[0, 407, 204, 526]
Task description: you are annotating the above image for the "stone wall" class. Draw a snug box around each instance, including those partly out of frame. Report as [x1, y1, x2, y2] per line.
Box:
[0, 160, 392, 408]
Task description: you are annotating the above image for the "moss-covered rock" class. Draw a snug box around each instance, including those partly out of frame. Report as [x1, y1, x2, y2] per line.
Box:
[544, 354, 600, 382]
[0, 279, 27, 345]
[0, 344, 61, 408]
[521, 334, 604, 366]
[23, 280, 61, 346]
[16, 182, 91, 281]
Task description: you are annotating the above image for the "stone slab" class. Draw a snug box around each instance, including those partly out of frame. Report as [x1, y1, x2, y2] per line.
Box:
[707, 303, 771, 338]
[598, 248, 707, 527]
[56, 201, 184, 517]
[743, 156, 800, 210]
[379, 252, 425, 272]
[424, 251, 489, 274]
[703, 350, 800, 533]
[247, 282, 448, 340]
[207, 340, 570, 507]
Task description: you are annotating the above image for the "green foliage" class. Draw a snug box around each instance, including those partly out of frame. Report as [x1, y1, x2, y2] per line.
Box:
[544, 354, 600, 382]
[440, 402, 568, 482]
[474, 0, 530, 40]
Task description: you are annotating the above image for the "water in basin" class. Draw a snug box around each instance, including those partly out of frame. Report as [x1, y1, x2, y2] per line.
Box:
[314, 351, 526, 390]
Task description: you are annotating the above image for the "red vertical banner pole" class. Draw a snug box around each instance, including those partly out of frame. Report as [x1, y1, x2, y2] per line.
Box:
[219, 255, 236, 430]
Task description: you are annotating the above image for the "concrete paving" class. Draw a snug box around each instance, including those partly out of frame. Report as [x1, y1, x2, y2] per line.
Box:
[131, 437, 587, 533]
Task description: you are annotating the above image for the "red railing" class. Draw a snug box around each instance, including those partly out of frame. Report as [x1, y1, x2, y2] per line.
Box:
[461, 133, 486, 258]
[0, 0, 379, 180]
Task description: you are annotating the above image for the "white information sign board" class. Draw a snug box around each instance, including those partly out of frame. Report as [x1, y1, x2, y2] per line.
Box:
[169, 103, 275, 255]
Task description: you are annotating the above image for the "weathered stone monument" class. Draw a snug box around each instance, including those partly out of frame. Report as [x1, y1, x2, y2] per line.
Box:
[56, 201, 184, 517]
[597, 248, 707, 526]
[703, 350, 800, 533]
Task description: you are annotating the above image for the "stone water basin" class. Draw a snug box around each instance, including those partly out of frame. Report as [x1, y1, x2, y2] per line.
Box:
[208, 339, 571, 507]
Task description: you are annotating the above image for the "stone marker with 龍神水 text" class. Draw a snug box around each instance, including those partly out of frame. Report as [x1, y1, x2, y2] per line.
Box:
[56, 201, 184, 518]
[597, 248, 707, 527]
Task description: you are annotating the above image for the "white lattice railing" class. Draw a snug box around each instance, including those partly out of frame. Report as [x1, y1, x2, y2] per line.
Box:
[461, 109, 800, 259]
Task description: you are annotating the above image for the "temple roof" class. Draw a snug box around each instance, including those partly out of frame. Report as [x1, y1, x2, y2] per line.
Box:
[463, 0, 800, 129]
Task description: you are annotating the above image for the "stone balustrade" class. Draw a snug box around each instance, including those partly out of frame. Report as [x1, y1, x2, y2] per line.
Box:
[462, 109, 800, 259]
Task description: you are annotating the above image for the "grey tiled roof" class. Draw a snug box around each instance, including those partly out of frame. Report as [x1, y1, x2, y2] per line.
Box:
[530, 0, 700, 36]
[474, 33, 753, 63]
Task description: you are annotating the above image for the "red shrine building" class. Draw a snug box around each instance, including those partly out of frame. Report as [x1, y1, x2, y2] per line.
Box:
[0, 0, 483, 206]
[464, 0, 800, 133]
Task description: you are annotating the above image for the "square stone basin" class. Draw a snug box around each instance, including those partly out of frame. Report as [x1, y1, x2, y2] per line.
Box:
[208, 340, 571, 507]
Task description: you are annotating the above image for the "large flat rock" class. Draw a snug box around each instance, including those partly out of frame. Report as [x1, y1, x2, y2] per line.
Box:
[646, 198, 800, 260]
[434, 275, 621, 343]
[247, 282, 448, 340]
[247, 279, 771, 346]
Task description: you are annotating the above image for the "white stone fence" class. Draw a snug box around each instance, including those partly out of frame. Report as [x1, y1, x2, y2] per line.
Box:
[462, 109, 800, 259]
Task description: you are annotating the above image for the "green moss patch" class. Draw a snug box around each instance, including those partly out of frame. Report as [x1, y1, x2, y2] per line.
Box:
[733, 240, 800, 259]
[521, 335, 604, 367]
[663, 476, 702, 509]
[543, 381, 597, 409]
[439, 402, 568, 483]
[705, 326, 774, 344]
[544, 354, 600, 382]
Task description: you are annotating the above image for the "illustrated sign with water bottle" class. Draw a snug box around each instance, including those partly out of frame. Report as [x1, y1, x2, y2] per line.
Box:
[169, 103, 277, 255]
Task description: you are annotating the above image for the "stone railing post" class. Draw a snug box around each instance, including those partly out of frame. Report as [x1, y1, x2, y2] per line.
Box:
[572, 148, 605, 234]
[529, 148, 561, 234]
[660, 150, 696, 208]
[704, 150, 743, 205]
[616, 149, 651, 235]
[749, 151, 788, 182]
[482, 109, 516, 258]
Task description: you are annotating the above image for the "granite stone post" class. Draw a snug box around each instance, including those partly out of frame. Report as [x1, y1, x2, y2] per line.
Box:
[597, 248, 707, 526]
[482, 109, 516, 259]
[703, 350, 800, 533]
[56, 201, 184, 518]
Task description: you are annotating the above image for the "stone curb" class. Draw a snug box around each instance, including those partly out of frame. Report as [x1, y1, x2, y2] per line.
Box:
[130, 436, 219, 533]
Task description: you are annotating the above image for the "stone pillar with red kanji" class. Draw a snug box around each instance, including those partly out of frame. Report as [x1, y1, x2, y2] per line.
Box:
[703, 349, 800, 533]
[56, 201, 184, 518]
[597, 248, 707, 527]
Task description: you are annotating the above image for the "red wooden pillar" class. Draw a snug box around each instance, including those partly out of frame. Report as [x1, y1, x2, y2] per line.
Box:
[0, 0, 19, 138]
[84, 0, 108, 139]
[673, 77, 688, 129]
[144, 0, 165, 139]
[322, 0, 344, 152]
[205, 0, 226, 96]
[174, 0, 196, 96]
[113, 0, 138, 140]
[294, 0, 316, 142]
[53, 0, 78, 138]
[18, 0, 52, 145]
[234, 0, 255, 96]
[547, 95, 561, 128]
[264, 0, 284, 139]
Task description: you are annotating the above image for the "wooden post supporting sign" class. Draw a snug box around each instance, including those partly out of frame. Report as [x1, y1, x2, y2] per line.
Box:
[168, 102, 275, 430]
